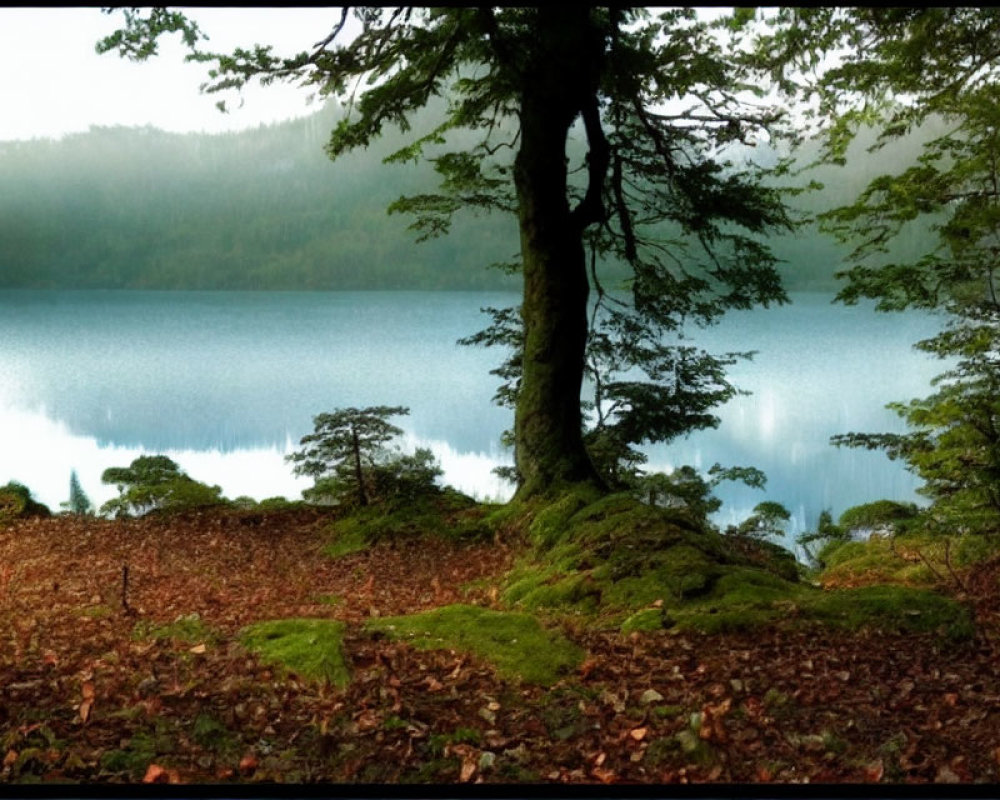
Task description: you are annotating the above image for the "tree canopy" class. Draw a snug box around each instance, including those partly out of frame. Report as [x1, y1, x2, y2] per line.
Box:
[100, 455, 224, 517]
[286, 405, 442, 507]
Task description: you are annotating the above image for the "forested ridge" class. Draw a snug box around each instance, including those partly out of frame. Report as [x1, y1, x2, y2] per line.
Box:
[0, 102, 519, 291]
[0, 101, 931, 293]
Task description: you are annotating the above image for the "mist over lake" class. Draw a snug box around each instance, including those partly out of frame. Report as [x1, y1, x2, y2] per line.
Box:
[0, 289, 943, 544]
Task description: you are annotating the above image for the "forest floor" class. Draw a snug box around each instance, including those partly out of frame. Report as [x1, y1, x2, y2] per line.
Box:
[2, 506, 1000, 787]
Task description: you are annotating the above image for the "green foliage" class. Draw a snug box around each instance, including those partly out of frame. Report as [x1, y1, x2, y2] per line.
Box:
[256, 496, 309, 511]
[0, 480, 51, 523]
[655, 568, 800, 635]
[99, 455, 224, 518]
[635, 466, 720, 517]
[367, 604, 584, 686]
[838, 499, 920, 535]
[61, 470, 94, 516]
[499, 490, 789, 616]
[602, 544, 721, 608]
[763, 9, 1000, 541]
[239, 618, 350, 687]
[723, 533, 802, 583]
[815, 527, 995, 590]
[370, 448, 445, 504]
[288, 406, 441, 508]
[728, 501, 792, 540]
[626, 567, 974, 639]
[620, 608, 668, 635]
[634, 462, 767, 518]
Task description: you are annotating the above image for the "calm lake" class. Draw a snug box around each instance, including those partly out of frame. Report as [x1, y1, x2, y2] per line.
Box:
[0, 289, 945, 546]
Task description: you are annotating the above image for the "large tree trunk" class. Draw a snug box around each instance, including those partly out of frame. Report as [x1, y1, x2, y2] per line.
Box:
[512, 9, 605, 499]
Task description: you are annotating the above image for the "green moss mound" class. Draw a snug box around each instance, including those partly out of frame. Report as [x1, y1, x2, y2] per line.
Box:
[805, 584, 975, 640]
[818, 529, 1000, 588]
[239, 618, 349, 687]
[367, 604, 584, 685]
[623, 573, 974, 639]
[324, 489, 495, 558]
[500, 490, 804, 624]
[664, 568, 805, 634]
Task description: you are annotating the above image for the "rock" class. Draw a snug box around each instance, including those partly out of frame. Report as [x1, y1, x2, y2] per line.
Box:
[640, 689, 664, 705]
[935, 766, 961, 783]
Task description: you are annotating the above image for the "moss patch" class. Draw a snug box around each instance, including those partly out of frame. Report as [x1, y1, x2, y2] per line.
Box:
[325, 490, 494, 558]
[132, 613, 217, 644]
[601, 544, 721, 608]
[501, 491, 738, 617]
[191, 713, 239, 757]
[818, 530, 996, 589]
[239, 618, 350, 687]
[367, 604, 584, 685]
[804, 584, 975, 640]
[621, 608, 669, 634]
[98, 719, 176, 779]
[619, 563, 974, 639]
[323, 523, 368, 559]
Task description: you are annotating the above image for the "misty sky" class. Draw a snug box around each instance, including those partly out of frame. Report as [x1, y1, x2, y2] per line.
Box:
[0, 7, 351, 141]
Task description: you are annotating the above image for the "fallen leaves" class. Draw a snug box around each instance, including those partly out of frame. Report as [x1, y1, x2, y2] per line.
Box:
[698, 698, 732, 743]
[78, 681, 95, 724]
[864, 759, 884, 782]
[142, 763, 181, 783]
[3, 508, 1000, 786]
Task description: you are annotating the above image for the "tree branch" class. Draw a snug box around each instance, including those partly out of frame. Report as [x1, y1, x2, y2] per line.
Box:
[570, 93, 611, 231]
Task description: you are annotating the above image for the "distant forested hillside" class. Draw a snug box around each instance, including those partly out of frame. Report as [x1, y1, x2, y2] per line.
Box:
[0, 101, 937, 292]
[0, 102, 520, 290]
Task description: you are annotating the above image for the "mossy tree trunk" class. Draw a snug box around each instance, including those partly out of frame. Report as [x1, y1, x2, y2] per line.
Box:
[512, 8, 607, 500]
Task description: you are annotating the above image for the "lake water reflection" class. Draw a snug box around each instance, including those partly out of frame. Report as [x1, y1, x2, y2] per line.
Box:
[0, 290, 944, 543]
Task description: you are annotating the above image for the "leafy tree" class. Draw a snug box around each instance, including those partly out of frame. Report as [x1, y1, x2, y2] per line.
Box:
[634, 462, 767, 520]
[759, 8, 1000, 538]
[728, 501, 791, 540]
[100, 455, 224, 517]
[287, 405, 441, 507]
[62, 469, 94, 516]
[99, 7, 795, 500]
[370, 447, 443, 504]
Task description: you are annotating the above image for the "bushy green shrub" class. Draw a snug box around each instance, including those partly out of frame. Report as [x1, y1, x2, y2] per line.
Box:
[289, 406, 443, 508]
[838, 500, 920, 536]
[100, 455, 224, 517]
[0, 480, 51, 523]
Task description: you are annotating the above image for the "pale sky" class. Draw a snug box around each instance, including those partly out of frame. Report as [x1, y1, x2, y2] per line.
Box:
[0, 7, 351, 141]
